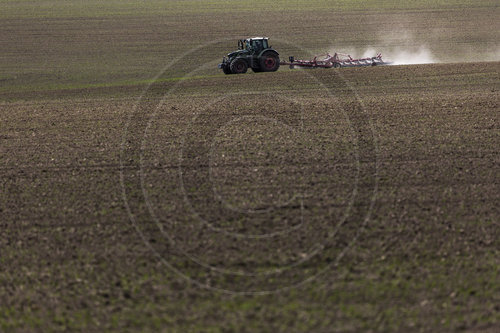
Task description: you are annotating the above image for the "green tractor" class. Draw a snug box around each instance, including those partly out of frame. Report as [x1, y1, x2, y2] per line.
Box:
[218, 37, 280, 74]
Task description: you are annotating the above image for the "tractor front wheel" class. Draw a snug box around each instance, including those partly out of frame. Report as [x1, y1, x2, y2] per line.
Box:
[230, 59, 248, 74]
[222, 64, 232, 74]
[259, 52, 280, 72]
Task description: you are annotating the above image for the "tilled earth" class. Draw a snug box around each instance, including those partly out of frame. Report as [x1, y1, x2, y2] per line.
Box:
[1, 62, 499, 331]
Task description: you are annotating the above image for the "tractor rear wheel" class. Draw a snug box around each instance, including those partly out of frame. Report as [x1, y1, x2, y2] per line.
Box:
[230, 59, 248, 74]
[259, 52, 280, 72]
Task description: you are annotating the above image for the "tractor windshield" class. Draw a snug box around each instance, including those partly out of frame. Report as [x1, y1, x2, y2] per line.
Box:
[244, 40, 251, 50]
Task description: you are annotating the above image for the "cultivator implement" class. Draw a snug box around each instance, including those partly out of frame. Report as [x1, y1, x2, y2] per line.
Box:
[281, 52, 391, 69]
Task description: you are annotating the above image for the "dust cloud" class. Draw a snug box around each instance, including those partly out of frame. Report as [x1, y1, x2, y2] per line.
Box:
[361, 46, 436, 65]
[329, 28, 499, 65]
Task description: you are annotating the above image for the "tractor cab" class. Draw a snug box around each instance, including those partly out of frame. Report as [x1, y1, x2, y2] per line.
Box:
[238, 38, 269, 53]
[219, 37, 279, 74]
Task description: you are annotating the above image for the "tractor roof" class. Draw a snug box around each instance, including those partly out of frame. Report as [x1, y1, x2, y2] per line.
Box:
[248, 37, 268, 40]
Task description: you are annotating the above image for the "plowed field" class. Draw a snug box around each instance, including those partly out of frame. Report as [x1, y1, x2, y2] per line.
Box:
[1, 1, 499, 331]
